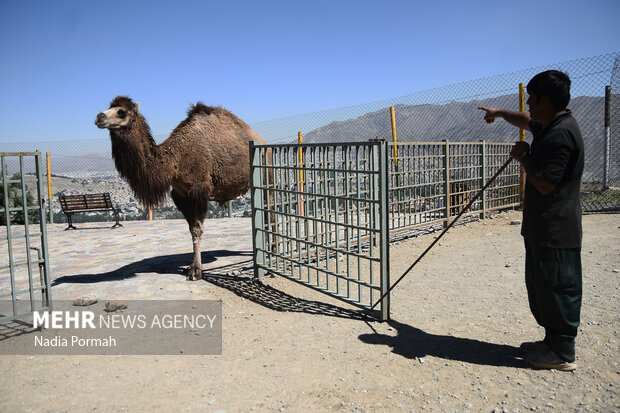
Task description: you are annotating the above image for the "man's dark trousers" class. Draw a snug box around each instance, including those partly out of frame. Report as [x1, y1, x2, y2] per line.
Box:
[524, 239, 582, 362]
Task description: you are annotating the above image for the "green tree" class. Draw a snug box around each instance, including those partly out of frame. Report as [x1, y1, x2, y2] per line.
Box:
[0, 173, 39, 226]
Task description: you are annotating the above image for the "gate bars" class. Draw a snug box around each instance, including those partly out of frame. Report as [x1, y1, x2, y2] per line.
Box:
[251, 141, 390, 320]
[1, 152, 52, 323]
[251, 140, 518, 321]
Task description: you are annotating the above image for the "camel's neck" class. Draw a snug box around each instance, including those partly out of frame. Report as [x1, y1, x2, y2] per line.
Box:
[109, 119, 171, 208]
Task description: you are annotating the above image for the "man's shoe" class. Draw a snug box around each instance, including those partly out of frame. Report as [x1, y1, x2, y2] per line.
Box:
[519, 341, 548, 353]
[524, 350, 577, 371]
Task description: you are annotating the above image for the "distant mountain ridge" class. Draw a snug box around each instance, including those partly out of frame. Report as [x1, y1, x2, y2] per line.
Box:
[304, 94, 604, 144]
[302, 93, 605, 182]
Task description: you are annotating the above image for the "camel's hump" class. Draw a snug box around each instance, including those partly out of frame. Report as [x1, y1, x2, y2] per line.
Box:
[187, 102, 229, 118]
[184, 103, 249, 131]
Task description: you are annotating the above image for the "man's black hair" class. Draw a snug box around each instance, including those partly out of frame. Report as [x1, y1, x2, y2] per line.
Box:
[526, 70, 571, 111]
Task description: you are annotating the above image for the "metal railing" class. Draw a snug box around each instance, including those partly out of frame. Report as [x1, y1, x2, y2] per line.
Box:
[1, 152, 52, 323]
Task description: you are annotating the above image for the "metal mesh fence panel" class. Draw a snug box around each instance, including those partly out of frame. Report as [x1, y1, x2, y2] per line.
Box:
[254, 53, 618, 213]
[1, 53, 617, 224]
[580, 56, 620, 212]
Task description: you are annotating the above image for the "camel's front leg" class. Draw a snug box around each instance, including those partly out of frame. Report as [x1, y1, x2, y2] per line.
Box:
[170, 188, 208, 281]
[186, 221, 204, 281]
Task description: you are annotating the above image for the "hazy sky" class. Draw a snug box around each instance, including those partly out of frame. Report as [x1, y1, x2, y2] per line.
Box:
[0, 0, 618, 143]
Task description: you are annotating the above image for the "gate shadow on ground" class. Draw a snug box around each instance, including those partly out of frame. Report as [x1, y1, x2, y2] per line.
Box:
[51, 251, 367, 321]
[203, 269, 368, 321]
[359, 320, 525, 368]
[52, 250, 252, 285]
[0, 319, 38, 342]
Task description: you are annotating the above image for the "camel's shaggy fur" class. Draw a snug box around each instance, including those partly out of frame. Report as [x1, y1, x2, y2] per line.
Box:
[95, 96, 266, 280]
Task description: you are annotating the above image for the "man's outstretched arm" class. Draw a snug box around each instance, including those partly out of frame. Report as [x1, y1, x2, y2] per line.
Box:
[478, 107, 531, 131]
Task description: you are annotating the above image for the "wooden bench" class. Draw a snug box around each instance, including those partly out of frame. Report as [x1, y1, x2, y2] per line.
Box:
[59, 193, 123, 230]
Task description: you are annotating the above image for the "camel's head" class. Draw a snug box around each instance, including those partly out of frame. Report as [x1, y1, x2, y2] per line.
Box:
[95, 96, 141, 130]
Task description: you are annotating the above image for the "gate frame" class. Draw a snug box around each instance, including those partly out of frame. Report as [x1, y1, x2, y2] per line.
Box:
[1, 152, 52, 323]
[251, 140, 391, 320]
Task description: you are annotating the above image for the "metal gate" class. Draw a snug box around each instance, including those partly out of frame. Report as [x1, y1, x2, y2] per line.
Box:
[250, 141, 390, 320]
[1, 152, 52, 323]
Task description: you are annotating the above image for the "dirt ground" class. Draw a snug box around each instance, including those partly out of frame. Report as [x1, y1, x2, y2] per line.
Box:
[1, 210, 618, 412]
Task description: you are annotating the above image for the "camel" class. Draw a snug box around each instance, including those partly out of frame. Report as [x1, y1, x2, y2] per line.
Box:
[95, 96, 266, 280]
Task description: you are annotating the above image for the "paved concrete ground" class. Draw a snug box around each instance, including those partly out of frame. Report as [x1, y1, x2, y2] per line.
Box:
[1, 218, 255, 303]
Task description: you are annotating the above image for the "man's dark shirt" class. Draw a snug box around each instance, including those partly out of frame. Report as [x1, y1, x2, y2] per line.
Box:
[522, 110, 584, 248]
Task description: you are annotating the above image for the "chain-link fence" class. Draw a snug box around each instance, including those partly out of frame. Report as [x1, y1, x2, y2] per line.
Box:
[1, 53, 618, 226]
[252, 52, 619, 213]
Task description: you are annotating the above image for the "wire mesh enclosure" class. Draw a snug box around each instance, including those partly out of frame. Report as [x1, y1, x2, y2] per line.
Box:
[2, 53, 616, 223]
[250, 140, 520, 320]
[249, 53, 618, 213]
[1, 152, 52, 323]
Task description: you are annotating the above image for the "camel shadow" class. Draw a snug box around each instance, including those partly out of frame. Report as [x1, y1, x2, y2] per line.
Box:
[52, 250, 252, 285]
[359, 320, 525, 368]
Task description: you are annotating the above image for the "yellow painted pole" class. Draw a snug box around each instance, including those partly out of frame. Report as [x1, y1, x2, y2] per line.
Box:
[298, 131, 303, 181]
[46, 152, 53, 223]
[390, 106, 398, 165]
[519, 83, 526, 203]
[298, 131, 304, 216]
[390, 106, 401, 211]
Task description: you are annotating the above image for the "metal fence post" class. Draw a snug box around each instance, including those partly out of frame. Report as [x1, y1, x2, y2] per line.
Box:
[369, 139, 390, 320]
[378, 139, 390, 321]
[603, 85, 611, 189]
[519, 83, 526, 142]
[443, 140, 451, 227]
[46, 152, 53, 224]
[390, 106, 403, 211]
[370, 140, 380, 250]
[298, 132, 305, 216]
[390, 106, 398, 164]
[18, 156, 36, 308]
[1, 154, 17, 316]
[480, 140, 487, 219]
[35, 152, 52, 310]
[250, 141, 266, 279]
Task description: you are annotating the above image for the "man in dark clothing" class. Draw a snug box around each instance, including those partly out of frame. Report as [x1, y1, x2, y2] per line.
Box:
[478, 70, 584, 371]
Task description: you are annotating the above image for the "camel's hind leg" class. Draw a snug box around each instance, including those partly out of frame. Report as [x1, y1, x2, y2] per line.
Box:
[171, 189, 209, 281]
